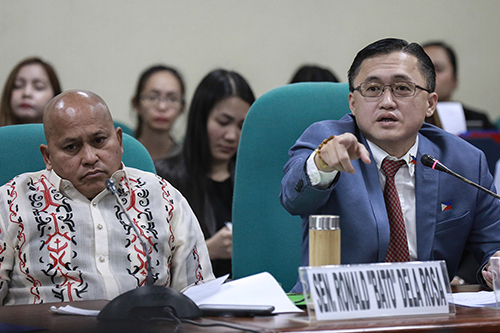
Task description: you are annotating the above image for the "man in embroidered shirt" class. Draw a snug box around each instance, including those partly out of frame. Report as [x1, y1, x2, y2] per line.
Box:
[280, 38, 500, 292]
[0, 90, 214, 305]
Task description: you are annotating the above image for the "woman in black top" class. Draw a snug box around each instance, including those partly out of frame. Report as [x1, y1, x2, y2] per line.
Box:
[155, 69, 255, 277]
[131, 65, 186, 160]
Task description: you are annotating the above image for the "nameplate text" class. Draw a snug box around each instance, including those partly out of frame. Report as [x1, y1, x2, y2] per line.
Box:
[299, 261, 453, 321]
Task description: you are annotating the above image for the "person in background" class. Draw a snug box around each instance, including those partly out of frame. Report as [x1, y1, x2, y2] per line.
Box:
[0, 57, 62, 126]
[0, 90, 213, 305]
[422, 41, 496, 130]
[280, 38, 500, 292]
[131, 65, 186, 160]
[424, 41, 497, 285]
[155, 69, 255, 278]
[289, 64, 339, 84]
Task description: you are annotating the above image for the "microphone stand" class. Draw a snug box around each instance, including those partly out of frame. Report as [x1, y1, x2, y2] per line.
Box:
[421, 154, 500, 200]
[97, 178, 201, 321]
[105, 179, 153, 286]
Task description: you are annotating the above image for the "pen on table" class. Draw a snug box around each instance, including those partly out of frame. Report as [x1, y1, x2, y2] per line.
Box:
[224, 222, 233, 231]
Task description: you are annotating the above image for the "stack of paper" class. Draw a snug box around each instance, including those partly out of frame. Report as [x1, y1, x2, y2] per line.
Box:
[450, 291, 498, 308]
[183, 272, 303, 314]
[51, 272, 303, 316]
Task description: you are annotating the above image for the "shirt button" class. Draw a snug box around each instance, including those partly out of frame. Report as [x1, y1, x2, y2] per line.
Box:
[93, 202, 97, 207]
[97, 224, 103, 230]
[99, 256, 105, 263]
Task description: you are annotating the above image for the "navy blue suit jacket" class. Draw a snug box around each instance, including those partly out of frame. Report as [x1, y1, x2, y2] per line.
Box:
[281, 114, 500, 292]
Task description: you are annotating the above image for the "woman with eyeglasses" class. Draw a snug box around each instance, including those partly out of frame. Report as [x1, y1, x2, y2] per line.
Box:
[131, 65, 186, 160]
[0, 57, 62, 126]
[155, 69, 255, 277]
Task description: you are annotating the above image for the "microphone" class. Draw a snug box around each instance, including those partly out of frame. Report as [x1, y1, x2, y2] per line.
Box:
[105, 178, 152, 286]
[98, 178, 201, 322]
[420, 154, 500, 200]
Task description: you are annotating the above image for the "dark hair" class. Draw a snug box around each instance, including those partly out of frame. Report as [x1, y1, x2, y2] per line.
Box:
[184, 69, 255, 179]
[131, 65, 185, 137]
[290, 65, 339, 83]
[0, 57, 62, 126]
[347, 38, 435, 93]
[421, 41, 458, 78]
[181, 69, 255, 230]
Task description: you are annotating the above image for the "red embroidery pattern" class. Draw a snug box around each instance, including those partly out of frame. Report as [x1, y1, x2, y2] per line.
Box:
[192, 245, 203, 283]
[44, 212, 82, 302]
[159, 177, 175, 245]
[29, 175, 86, 302]
[159, 177, 176, 286]
[7, 178, 42, 303]
[2, 171, 208, 303]
[0, 227, 3, 257]
[117, 176, 158, 286]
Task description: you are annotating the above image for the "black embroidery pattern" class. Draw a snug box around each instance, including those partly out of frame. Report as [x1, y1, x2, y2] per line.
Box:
[27, 175, 88, 302]
[115, 176, 160, 286]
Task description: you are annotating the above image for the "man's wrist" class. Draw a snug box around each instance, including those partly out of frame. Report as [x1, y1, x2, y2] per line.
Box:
[307, 152, 338, 188]
[314, 135, 335, 171]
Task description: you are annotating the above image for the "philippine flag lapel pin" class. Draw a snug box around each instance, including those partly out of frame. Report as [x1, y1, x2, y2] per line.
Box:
[409, 155, 417, 165]
[441, 201, 452, 212]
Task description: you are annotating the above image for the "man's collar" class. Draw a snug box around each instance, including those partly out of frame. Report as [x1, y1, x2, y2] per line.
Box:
[367, 137, 419, 176]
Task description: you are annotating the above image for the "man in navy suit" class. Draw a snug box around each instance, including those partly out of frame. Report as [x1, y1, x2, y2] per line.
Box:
[280, 38, 500, 292]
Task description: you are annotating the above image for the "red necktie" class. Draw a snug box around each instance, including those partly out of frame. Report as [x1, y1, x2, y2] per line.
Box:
[381, 158, 410, 262]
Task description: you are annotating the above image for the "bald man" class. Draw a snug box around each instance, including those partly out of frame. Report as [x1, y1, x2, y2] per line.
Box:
[0, 90, 214, 305]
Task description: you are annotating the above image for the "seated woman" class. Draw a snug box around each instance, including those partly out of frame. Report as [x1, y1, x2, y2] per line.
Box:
[131, 65, 186, 160]
[155, 69, 255, 277]
[0, 57, 62, 126]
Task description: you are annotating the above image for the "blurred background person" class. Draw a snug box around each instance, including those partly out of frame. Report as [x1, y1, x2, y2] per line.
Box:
[424, 41, 497, 285]
[289, 64, 339, 84]
[155, 69, 255, 277]
[131, 65, 186, 160]
[0, 57, 62, 126]
[423, 41, 496, 131]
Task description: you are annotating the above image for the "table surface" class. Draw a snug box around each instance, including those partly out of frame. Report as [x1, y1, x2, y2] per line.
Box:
[0, 285, 499, 333]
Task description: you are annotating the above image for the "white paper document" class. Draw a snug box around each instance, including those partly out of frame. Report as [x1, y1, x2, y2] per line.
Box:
[50, 305, 100, 316]
[182, 273, 229, 303]
[450, 291, 499, 308]
[184, 272, 303, 314]
[51, 272, 302, 316]
[436, 102, 467, 135]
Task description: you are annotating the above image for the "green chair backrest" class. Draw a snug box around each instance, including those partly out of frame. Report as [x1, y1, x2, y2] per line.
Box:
[0, 123, 155, 186]
[232, 82, 351, 291]
[114, 120, 136, 138]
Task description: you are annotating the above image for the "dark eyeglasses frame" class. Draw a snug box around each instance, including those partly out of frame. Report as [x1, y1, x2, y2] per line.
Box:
[352, 81, 432, 98]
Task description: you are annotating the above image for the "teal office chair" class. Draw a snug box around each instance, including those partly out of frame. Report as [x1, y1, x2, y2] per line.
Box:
[0, 123, 155, 186]
[232, 82, 351, 291]
[114, 120, 136, 138]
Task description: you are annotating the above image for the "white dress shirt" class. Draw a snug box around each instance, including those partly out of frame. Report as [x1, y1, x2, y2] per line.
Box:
[0, 166, 214, 305]
[307, 137, 419, 260]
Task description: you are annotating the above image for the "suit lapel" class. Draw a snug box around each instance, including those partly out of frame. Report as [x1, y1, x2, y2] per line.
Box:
[415, 134, 439, 260]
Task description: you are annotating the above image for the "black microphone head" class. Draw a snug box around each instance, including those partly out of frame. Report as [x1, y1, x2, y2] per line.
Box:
[420, 154, 436, 168]
[420, 154, 451, 173]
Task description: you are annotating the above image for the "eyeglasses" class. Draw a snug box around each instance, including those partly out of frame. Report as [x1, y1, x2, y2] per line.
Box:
[141, 94, 183, 108]
[353, 81, 432, 98]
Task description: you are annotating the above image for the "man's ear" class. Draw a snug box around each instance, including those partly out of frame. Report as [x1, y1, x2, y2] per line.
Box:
[40, 144, 53, 171]
[426, 92, 439, 118]
[115, 127, 124, 154]
[348, 92, 356, 116]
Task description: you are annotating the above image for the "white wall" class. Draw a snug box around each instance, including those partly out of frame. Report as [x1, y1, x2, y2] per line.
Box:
[2, 0, 500, 138]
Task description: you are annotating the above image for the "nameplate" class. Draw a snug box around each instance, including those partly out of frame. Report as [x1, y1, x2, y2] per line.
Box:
[298, 261, 454, 321]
